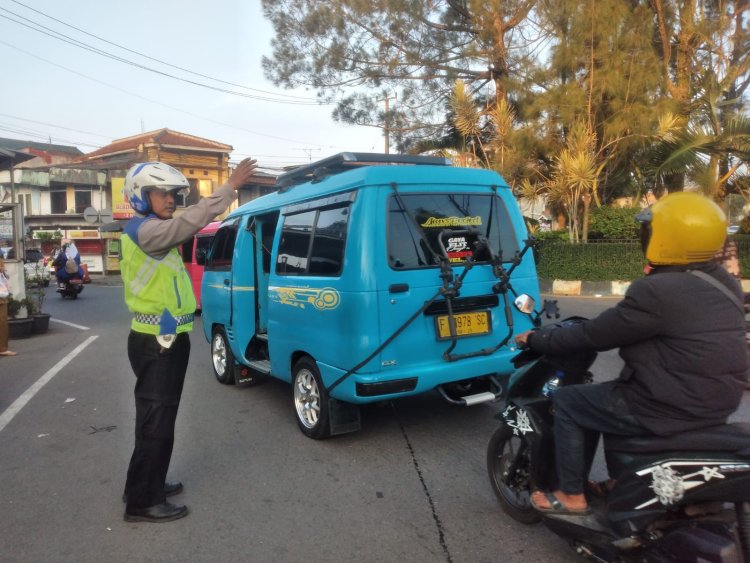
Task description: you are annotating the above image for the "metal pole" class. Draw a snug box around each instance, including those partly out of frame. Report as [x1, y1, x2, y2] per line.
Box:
[377, 94, 397, 154]
[9, 162, 15, 203]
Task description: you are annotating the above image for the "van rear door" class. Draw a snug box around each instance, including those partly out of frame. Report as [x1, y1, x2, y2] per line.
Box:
[376, 190, 524, 370]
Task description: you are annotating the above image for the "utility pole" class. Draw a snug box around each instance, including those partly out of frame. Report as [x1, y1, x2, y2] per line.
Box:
[377, 93, 397, 154]
[294, 148, 321, 162]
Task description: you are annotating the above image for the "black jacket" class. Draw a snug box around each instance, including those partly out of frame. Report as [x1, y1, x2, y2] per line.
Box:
[528, 262, 748, 435]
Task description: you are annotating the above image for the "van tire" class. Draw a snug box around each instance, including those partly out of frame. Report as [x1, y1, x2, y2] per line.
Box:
[292, 357, 331, 439]
[211, 328, 236, 385]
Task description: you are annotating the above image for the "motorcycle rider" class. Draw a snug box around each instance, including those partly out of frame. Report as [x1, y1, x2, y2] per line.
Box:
[53, 242, 84, 288]
[514, 191, 749, 514]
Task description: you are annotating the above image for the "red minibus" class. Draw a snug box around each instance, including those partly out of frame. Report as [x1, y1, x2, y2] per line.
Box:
[181, 221, 219, 311]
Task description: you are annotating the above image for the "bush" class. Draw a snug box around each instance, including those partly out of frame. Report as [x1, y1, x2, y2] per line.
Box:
[536, 235, 750, 282]
[536, 240, 644, 281]
[734, 235, 750, 277]
[533, 229, 568, 242]
[7, 295, 22, 318]
[587, 206, 641, 240]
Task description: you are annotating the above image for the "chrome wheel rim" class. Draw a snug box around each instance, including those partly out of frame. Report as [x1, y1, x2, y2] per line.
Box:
[294, 368, 320, 429]
[212, 334, 226, 376]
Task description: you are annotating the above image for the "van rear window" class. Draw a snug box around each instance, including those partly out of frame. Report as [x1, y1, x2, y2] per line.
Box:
[387, 193, 519, 269]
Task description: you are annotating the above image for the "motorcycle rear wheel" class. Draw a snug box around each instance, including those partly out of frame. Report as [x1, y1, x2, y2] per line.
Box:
[487, 424, 540, 524]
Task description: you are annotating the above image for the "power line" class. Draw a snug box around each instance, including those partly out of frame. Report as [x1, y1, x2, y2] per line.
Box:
[8, 0, 317, 102]
[0, 123, 101, 148]
[0, 39, 342, 149]
[0, 112, 112, 139]
[0, 6, 325, 105]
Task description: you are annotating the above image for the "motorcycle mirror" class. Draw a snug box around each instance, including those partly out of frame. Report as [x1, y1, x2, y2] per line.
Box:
[542, 299, 560, 319]
[513, 294, 536, 314]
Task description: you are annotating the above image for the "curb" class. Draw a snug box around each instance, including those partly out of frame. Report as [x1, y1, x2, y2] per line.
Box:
[541, 278, 750, 297]
[539, 279, 631, 297]
[87, 274, 122, 287]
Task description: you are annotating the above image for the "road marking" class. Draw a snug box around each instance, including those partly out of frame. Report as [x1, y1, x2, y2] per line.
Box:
[0, 335, 99, 434]
[51, 318, 90, 330]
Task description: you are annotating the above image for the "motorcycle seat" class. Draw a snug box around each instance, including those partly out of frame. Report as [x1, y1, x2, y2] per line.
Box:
[604, 422, 750, 456]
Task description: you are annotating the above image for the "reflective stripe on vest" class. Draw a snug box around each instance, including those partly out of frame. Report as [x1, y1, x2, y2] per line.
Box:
[135, 312, 194, 327]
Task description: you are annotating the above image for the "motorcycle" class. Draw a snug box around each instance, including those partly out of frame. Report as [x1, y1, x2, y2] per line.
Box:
[57, 277, 84, 299]
[487, 295, 750, 562]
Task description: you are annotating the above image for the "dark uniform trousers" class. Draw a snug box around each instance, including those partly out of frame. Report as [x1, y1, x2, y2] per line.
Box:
[125, 330, 190, 509]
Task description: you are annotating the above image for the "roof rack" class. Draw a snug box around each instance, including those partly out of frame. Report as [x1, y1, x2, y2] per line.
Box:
[275, 152, 452, 191]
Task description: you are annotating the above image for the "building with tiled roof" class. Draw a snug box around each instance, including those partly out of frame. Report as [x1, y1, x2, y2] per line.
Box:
[75, 128, 235, 222]
[1, 128, 277, 273]
[0, 137, 83, 167]
[78, 128, 232, 166]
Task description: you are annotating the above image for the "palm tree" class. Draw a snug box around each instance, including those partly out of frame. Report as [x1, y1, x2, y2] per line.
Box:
[547, 121, 598, 242]
[649, 77, 750, 200]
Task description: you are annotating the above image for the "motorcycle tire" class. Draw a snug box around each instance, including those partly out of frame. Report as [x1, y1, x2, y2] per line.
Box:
[487, 423, 540, 524]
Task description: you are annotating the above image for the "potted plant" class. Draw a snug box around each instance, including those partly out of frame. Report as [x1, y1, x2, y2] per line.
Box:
[24, 263, 51, 334]
[7, 294, 34, 339]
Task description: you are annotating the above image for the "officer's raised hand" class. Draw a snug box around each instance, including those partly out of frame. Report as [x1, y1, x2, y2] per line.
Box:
[227, 158, 258, 191]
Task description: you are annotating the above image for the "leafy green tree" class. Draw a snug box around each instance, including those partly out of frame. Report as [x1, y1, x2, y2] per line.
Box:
[645, 0, 750, 195]
[261, 0, 538, 148]
[532, 0, 671, 204]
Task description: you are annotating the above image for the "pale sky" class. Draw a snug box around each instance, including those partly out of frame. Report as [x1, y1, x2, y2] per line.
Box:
[0, 0, 386, 171]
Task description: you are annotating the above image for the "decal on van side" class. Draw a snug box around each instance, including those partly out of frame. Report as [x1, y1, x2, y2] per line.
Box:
[420, 216, 482, 228]
[270, 286, 340, 311]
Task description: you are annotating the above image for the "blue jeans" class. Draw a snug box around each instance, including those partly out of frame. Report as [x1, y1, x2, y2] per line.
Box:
[552, 381, 648, 494]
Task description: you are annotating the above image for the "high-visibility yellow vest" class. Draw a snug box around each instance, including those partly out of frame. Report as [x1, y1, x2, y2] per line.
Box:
[121, 217, 196, 335]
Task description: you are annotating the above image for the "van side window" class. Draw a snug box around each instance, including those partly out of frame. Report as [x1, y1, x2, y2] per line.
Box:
[261, 222, 276, 274]
[309, 207, 348, 275]
[195, 236, 212, 265]
[277, 205, 349, 276]
[206, 225, 238, 271]
[180, 240, 193, 263]
[276, 210, 315, 274]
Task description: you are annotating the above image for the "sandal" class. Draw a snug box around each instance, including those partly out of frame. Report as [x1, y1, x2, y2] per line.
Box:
[531, 491, 591, 515]
[0, 350, 17, 356]
[586, 479, 616, 499]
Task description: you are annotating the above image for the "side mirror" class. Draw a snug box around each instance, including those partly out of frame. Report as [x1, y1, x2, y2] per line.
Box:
[195, 247, 207, 266]
[513, 294, 536, 314]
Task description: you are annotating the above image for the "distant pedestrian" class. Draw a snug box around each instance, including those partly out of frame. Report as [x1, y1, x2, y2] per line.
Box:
[0, 257, 17, 357]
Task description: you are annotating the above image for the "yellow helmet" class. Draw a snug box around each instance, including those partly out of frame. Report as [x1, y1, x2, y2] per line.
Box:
[636, 192, 727, 265]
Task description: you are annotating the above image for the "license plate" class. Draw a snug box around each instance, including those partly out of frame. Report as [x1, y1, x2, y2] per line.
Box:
[435, 311, 491, 340]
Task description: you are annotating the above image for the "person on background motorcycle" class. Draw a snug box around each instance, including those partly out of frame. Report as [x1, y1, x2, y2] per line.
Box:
[53, 242, 84, 288]
[514, 192, 749, 515]
[120, 158, 257, 523]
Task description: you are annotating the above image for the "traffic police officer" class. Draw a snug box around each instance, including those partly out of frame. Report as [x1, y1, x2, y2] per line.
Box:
[121, 158, 257, 522]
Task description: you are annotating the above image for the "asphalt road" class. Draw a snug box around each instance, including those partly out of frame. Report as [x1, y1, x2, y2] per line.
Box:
[1, 286, 748, 563]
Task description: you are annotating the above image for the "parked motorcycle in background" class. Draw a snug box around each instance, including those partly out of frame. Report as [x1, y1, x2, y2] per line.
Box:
[487, 295, 750, 562]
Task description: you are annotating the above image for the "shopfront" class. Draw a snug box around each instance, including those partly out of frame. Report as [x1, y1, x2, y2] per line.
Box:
[0, 203, 26, 302]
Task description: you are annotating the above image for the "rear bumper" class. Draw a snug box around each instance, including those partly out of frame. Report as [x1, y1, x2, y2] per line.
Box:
[317, 350, 516, 404]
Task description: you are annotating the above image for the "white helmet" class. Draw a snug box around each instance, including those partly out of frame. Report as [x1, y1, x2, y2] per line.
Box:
[124, 162, 190, 214]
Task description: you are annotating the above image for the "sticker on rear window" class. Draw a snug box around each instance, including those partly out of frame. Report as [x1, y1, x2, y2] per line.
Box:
[445, 236, 473, 262]
[420, 216, 482, 228]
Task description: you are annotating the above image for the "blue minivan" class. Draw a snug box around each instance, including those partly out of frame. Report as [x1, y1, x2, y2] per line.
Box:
[201, 153, 541, 438]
